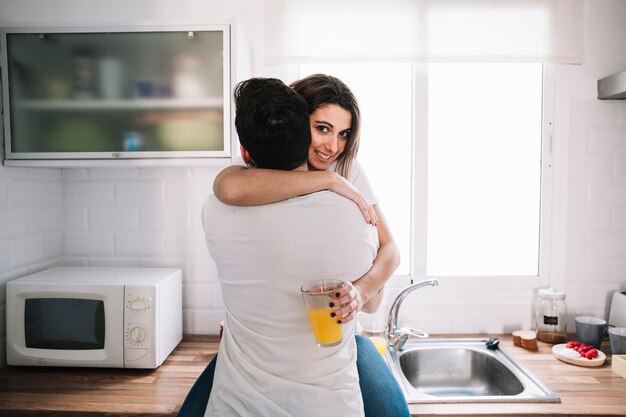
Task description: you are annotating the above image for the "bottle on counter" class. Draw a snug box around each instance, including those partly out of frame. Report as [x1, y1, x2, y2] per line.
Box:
[536, 288, 567, 344]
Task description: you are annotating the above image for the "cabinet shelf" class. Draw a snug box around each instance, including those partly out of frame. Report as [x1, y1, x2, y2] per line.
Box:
[17, 97, 224, 111]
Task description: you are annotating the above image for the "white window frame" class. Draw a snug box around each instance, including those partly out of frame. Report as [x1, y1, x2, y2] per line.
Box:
[407, 63, 556, 290]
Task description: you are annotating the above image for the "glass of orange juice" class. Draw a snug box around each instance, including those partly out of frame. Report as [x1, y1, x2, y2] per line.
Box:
[361, 322, 388, 357]
[300, 280, 345, 347]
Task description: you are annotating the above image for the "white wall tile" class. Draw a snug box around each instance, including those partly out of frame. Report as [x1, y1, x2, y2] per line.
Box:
[614, 155, 626, 179]
[589, 126, 626, 152]
[140, 168, 191, 179]
[139, 205, 191, 232]
[190, 167, 221, 180]
[568, 127, 590, 154]
[566, 258, 612, 284]
[582, 232, 620, 258]
[0, 243, 9, 273]
[568, 180, 589, 205]
[588, 180, 626, 205]
[614, 206, 626, 231]
[63, 207, 87, 231]
[61, 168, 88, 180]
[568, 154, 615, 179]
[0, 175, 7, 208]
[183, 283, 218, 309]
[8, 180, 43, 207]
[164, 181, 213, 205]
[566, 231, 586, 258]
[41, 181, 63, 206]
[162, 232, 207, 256]
[89, 207, 139, 230]
[87, 257, 142, 267]
[27, 207, 62, 234]
[0, 209, 27, 238]
[611, 259, 626, 284]
[89, 168, 139, 179]
[566, 206, 612, 231]
[567, 283, 618, 312]
[9, 236, 45, 268]
[115, 181, 164, 204]
[570, 99, 619, 127]
[64, 232, 114, 255]
[618, 102, 626, 126]
[187, 256, 219, 284]
[185, 309, 225, 334]
[26, 168, 60, 180]
[64, 182, 114, 205]
[45, 232, 64, 258]
[138, 257, 189, 280]
[114, 233, 162, 256]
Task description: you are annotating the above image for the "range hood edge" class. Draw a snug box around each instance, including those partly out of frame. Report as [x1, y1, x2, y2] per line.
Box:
[598, 70, 626, 99]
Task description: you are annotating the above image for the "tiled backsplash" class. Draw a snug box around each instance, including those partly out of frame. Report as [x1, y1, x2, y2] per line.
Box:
[59, 167, 224, 335]
[566, 97, 626, 321]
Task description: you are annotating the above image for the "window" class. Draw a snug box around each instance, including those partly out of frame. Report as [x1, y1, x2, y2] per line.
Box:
[297, 63, 549, 282]
[426, 63, 544, 277]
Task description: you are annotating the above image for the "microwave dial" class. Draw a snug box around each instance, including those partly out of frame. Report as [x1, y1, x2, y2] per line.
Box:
[127, 326, 149, 344]
[128, 297, 150, 315]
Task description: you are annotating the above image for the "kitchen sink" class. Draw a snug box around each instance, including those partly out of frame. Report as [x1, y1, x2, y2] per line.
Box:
[387, 338, 560, 403]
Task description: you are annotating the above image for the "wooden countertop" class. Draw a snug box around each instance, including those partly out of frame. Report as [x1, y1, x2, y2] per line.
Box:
[0, 335, 219, 417]
[0, 335, 625, 416]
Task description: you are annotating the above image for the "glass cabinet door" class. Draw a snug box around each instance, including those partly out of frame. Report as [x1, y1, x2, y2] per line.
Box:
[2, 26, 231, 160]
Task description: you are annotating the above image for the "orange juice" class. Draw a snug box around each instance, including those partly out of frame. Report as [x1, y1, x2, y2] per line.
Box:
[307, 308, 342, 346]
[369, 336, 387, 356]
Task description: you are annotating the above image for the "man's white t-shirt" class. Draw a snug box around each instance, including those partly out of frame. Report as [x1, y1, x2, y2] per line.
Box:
[202, 191, 379, 417]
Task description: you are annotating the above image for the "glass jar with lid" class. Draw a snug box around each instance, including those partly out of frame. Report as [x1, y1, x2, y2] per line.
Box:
[535, 288, 567, 344]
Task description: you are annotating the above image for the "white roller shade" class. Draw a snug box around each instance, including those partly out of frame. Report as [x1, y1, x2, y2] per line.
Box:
[265, 0, 584, 64]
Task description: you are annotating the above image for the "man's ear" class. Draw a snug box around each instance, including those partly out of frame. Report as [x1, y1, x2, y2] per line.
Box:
[240, 145, 253, 165]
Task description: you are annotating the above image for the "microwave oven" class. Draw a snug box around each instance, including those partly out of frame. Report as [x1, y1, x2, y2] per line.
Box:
[6, 266, 182, 369]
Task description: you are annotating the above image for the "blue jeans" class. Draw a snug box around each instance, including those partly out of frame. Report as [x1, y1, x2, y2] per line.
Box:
[177, 335, 410, 417]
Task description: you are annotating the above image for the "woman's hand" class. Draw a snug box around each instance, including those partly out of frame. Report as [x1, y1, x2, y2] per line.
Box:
[330, 281, 366, 324]
[328, 172, 379, 226]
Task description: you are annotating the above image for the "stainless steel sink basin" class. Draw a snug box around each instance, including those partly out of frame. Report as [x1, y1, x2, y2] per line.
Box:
[387, 338, 560, 403]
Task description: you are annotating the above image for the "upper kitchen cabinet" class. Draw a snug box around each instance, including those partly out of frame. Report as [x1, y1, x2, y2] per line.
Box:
[0, 24, 251, 166]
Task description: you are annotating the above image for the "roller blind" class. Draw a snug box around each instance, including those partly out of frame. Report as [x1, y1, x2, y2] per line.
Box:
[265, 0, 584, 64]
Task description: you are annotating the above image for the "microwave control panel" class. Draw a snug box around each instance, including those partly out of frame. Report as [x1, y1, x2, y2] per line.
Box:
[124, 285, 156, 366]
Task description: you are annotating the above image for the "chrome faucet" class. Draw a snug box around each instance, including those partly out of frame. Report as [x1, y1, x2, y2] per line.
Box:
[386, 279, 439, 352]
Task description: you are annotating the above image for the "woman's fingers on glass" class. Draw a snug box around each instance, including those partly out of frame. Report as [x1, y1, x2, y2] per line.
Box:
[333, 299, 357, 323]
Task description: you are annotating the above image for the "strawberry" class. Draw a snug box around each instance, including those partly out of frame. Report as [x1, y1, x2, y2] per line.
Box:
[566, 341, 599, 359]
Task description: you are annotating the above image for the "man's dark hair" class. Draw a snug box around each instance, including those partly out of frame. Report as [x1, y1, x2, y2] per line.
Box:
[234, 78, 311, 170]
